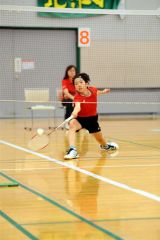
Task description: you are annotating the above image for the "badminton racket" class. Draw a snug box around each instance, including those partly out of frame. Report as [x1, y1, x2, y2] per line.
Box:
[28, 116, 73, 151]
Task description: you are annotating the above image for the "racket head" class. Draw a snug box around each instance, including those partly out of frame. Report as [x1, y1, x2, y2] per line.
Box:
[28, 134, 49, 151]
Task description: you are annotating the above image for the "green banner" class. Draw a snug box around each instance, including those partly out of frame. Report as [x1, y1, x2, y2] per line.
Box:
[37, 0, 120, 18]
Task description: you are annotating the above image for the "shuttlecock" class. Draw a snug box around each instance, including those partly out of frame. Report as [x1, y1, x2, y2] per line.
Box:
[37, 128, 44, 135]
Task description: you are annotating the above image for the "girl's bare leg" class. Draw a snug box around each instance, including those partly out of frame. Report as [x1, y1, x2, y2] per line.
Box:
[68, 119, 82, 147]
[92, 131, 107, 146]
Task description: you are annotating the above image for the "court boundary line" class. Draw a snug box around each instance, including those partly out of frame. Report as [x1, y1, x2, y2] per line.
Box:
[107, 136, 160, 150]
[1, 163, 160, 172]
[0, 210, 38, 240]
[21, 216, 160, 226]
[1, 139, 160, 202]
[0, 171, 124, 240]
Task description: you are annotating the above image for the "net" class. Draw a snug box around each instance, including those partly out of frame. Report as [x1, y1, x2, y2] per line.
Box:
[0, 5, 160, 119]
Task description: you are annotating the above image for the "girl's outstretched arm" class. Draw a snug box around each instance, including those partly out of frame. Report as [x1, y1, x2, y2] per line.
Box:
[71, 102, 81, 118]
[97, 88, 110, 95]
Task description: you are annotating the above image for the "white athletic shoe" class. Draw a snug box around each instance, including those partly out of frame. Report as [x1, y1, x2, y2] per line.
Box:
[100, 142, 118, 151]
[64, 148, 79, 160]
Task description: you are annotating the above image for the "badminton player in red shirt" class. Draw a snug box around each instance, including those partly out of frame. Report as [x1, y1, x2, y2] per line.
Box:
[64, 73, 117, 159]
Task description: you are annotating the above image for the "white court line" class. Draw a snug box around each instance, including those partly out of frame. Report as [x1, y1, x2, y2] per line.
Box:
[1, 139, 160, 203]
[97, 164, 160, 168]
[151, 129, 160, 132]
[1, 163, 160, 172]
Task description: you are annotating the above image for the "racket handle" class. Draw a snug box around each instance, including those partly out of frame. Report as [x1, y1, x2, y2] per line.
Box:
[48, 116, 74, 133]
[65, 115, 74, 123]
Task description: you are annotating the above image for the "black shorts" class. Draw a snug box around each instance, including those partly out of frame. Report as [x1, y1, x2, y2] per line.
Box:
[76, 115, 101, 133]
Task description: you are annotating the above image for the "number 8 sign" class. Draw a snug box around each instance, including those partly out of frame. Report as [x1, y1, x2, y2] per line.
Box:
[78, 28, 90, 47]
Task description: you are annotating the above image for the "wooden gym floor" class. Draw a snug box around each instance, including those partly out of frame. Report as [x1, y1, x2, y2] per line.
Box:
[0, 117, 160, 240]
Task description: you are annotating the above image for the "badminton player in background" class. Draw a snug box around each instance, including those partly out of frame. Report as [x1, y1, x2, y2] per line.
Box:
[64, 73, 117, 160]
[61, 65, 78, 129]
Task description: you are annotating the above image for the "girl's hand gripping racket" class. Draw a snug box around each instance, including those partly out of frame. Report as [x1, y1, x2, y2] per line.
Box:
[28, 116, 73, 151]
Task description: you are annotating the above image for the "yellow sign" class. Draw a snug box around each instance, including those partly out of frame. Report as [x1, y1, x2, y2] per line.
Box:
[44, 0, 104, 9]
